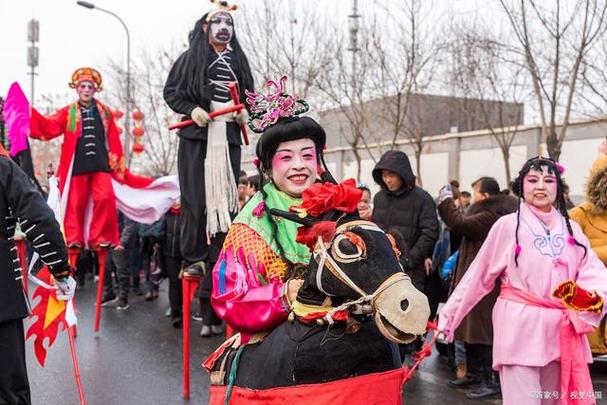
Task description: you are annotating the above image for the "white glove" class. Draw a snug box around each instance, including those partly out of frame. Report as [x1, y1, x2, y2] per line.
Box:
[233, 108, 249, 126]
[55, 276, 77, 301]
[438, 185, 453, 204]
[191, 107, 211, 127]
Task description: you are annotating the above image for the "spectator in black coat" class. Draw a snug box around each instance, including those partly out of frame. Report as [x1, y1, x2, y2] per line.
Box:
[163, 201, 183, 327]
[371, 150, 439, 292]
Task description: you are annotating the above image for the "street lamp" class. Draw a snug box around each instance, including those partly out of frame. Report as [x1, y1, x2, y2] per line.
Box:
[76, 1, 132, 166]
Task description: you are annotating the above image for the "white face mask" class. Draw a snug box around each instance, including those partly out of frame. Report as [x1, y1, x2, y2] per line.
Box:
[208, 12, 233, 45]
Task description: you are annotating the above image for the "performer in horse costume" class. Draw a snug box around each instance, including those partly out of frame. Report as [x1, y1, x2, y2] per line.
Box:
[439, 156, 607, 405]
[206, 77, 430, 404]
[163, 0, 254, 277]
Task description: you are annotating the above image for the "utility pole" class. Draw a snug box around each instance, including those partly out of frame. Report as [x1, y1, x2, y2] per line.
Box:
[27, 19, 39, 107]
[347, 0, 361, 80]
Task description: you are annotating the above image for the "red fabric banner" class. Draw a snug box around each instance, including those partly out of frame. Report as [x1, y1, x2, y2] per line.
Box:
[209, 368, 405, 405]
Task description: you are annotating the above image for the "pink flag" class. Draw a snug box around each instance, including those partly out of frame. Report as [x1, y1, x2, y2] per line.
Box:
[3, 82, 30, 157]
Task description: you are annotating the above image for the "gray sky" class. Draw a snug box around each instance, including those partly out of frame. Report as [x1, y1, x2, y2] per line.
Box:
[1, 0, 496, 104]
[1, 0, 221, 100]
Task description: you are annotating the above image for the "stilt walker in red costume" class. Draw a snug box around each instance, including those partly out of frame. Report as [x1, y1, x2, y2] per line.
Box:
[26, 67, 178, 332]
[29, 67, 123, 252]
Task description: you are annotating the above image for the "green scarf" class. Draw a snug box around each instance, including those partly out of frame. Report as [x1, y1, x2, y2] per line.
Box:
[234, 182, 311, 265]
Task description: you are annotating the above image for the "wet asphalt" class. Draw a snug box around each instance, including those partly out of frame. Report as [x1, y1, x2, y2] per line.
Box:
[24, 279, 607, 404]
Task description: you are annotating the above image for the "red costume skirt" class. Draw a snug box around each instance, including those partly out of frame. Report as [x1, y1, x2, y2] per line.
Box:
[209, 368, 405, 405]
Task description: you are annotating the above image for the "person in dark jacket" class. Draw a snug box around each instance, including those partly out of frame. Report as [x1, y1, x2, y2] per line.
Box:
[163, 201, 183, 327]
[101, 212, 138, 310]
[0, 144, 74, 404]
[371, 150, 439, 292]
[163, 4, 254, 277]
[437, 176, 518, 399]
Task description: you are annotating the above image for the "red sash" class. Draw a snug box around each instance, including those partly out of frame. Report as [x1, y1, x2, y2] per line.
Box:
[500, 284, 595, 405]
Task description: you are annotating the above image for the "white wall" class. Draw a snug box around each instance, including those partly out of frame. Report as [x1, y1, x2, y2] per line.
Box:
[458, 145, 527, 194]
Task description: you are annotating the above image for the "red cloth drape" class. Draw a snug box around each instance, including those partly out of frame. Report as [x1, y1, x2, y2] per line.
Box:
[209, 368, 405, 405]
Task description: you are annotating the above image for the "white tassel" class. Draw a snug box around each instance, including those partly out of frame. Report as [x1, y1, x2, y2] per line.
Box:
[205, 116, 238, 237]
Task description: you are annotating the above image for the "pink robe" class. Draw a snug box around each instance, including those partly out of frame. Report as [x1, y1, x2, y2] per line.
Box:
[438, 203, 607, 369]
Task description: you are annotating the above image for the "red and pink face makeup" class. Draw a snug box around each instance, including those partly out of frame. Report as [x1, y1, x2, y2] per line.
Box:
[270, 138, 318, 198]
[522, 167, 558, 212]
[76, 81, 96, 105]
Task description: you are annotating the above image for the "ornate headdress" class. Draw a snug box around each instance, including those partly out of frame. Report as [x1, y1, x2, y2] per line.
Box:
[246, 75, 310, 133]
[69, 67, 103, 91]
[206, 0, 238, 22]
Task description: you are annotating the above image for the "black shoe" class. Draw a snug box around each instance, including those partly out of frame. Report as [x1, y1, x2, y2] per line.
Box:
[172, 316, 183, 328]
[448, 374, 481, 388]
[101, 293, 117, 306]
[116, 298, 129, 311]
[466, 383, 501, 400]
[144, 291, 154, 301]
[184, 262, 205, 277]
[191, 312, 203, 322]
[106, 297, 129, 310]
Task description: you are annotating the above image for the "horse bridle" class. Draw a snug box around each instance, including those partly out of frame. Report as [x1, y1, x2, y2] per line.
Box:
[311, 220, 407, 322]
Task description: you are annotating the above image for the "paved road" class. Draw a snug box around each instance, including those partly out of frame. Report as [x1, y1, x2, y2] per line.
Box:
[24, 279, 607, 404]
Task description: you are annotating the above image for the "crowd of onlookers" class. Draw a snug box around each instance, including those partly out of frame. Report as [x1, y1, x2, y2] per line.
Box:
[73, 142, 605, 400]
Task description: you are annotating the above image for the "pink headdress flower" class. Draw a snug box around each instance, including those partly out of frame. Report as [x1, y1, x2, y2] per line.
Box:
[245, 75, 309, 133]
[554, 161, 565, 175]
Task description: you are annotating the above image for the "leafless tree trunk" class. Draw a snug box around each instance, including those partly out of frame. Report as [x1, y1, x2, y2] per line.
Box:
[499, 0, 607, 160]
[105, 46, 181, 176]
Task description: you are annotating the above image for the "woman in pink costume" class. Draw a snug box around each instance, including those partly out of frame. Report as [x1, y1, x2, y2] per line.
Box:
[438, 156, 607, 405]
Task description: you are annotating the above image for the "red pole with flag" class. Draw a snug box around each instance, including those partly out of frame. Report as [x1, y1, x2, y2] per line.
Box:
[26, 267, 86, 404]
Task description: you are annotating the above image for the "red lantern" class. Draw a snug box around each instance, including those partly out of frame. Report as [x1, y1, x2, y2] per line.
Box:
[132, 127, 145, 137]
[117, 127, 124, 135]
[113, 110, 124, 119]
[132, 143, 145, 154]
[132, 111, 144, 121]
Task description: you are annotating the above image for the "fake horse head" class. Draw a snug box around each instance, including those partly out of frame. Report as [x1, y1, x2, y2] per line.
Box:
[271, 183, 430, 344]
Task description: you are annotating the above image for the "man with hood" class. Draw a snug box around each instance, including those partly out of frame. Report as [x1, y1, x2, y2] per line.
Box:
[570, 140, 607, 358]
[371, 150, 439, 292]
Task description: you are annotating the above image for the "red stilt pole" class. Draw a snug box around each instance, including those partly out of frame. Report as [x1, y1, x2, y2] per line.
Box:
[16, 239, 28, 292]
[67, 321, 86, 405]
[182, 274, 201, 400]
[93, 248, 108, 333]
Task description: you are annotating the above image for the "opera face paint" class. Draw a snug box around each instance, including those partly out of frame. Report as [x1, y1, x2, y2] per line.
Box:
[209, 12, 233, 45]
[76, 81, 96, 106]
[270, 138, 317, 198]
[523, 167, 558, 212]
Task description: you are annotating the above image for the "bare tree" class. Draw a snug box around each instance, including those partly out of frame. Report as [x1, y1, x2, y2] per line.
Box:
[237, 1, 332, 105]
[315, 25, 377, 180]
[499, 0, 607, 160]
[105, 46, 181, 176]
[369, 0, 444, 187]
[447, 26, 526, 183]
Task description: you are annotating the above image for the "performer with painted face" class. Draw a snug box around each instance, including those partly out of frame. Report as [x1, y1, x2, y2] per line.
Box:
[210, 76, 335, 341]
[29, 67, 123, 252]
[438, 156, 607, 404]
[163, 0, 254, 281]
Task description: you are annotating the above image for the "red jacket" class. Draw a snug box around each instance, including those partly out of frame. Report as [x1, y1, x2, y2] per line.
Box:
[30, 99, 151, 193]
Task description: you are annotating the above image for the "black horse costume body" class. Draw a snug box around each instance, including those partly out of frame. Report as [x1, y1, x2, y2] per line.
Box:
[207, 210, 430, 397]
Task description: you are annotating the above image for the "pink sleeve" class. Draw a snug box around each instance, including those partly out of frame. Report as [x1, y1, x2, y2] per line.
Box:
[211, 234, 290, 335]
[573, 227, 607, 326]
[437, 218, 510, 341]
